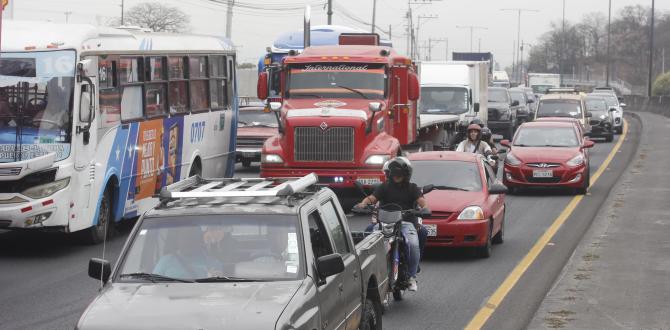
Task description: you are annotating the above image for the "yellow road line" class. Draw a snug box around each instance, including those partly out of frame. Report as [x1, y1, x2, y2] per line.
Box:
[465, 119, 630, 330]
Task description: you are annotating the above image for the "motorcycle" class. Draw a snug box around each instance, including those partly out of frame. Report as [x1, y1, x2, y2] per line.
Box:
[352, 203, 431, 301]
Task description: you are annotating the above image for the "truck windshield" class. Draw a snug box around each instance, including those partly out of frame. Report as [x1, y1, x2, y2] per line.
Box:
[488, 89, 509, 103]
[419, 87, 469, 115]
[118, 214, 304, 282]
[0, 50, 75, 163]
[537, 99, 582, 118]
[411, 160, 482, 192]
[287, 63, 386, 100]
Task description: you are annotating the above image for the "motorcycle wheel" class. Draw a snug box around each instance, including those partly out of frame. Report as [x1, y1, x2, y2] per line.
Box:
[393, 288, 403, 301]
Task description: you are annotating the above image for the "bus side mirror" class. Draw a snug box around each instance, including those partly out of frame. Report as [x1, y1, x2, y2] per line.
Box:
[78, 78, 95, 145]
[257, 72, 269, 100]
[408, 73, 420, 101]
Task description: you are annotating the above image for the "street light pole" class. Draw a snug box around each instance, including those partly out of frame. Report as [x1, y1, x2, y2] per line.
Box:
[121, 0, 125, 25]
[648, 0, 655, 97]
[560, 0, 565, 86]
[606, 0, 612, 87]
[456, 25, 487, 52]
[501, 8, 539, 84]
[371, 0, 377, 33]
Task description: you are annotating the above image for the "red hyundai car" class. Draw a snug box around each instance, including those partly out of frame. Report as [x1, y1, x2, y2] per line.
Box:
[408, 152, 508, 258]
[501, 121, 594, 194]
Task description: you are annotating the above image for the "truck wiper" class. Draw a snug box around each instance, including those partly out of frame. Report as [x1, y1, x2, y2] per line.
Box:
[333, 85, 369, 99]
[119, 272, 194, 283]
[290, 93, 323, 99]
[432, 185, 469, 191]
[194, 276, 261, 283]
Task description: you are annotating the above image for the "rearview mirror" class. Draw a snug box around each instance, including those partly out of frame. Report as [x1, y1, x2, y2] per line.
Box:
[586, 111, 593, 118]
[257, 72, 269, 100]
[500, 139, 511, 148]
[582, 140, 595, 149]
[316, 254, 345, 279]
[511, 100, 520, 107]
[79, 84, 94, 124]
[422, 184, 434, 194]
[489, 183, 508, 195]
[473, 102, 480, 113]
[88, 258, 111, 283]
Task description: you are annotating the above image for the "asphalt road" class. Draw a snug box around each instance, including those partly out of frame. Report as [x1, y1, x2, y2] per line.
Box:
[0, 130, 632, 330]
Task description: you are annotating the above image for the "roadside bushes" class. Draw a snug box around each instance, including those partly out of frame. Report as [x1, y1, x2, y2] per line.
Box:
[652, 71, 670, 96]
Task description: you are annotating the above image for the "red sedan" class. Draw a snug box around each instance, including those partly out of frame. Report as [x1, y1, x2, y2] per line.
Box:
[501, 121, 594, 194]
[408, 152, 508, 258]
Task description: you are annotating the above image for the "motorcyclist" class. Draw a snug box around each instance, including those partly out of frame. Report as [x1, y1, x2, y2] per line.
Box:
[457, 124, 497, 167]
[480, 127, 497, 154]
[356, 157, 426, 292]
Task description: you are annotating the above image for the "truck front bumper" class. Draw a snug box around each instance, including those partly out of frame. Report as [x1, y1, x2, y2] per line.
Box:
[260, 167, 385, 188]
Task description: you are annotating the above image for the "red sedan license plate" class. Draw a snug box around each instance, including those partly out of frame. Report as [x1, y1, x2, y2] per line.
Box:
[533, 170, 553, 178]
[425, 224, 437, 237]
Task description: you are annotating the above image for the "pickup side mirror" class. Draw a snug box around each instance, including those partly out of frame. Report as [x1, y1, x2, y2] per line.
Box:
[422, 184, 434, 194]
[316, 254, 345, 279]
[511, 100, 520, 107]
[582, 140, 595, 149]
[489, 183, 509, 195]
[500, 139, 511, 148]
[586, 111, 593, 118]
[473, 102, 480, 113]
[257, 72, 269, 100]
[88, 258, 111, 283]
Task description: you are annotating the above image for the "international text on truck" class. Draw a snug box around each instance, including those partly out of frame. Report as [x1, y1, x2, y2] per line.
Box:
[0, 21, 238, 243]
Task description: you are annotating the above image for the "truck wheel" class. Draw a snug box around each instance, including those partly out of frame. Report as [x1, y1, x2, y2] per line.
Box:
[420, 141, 433, 152]
[79, 189, 113, 245]
[476, 222, 493, 258]
[392, 288, 403, 301]
[358, 298, 382, 330]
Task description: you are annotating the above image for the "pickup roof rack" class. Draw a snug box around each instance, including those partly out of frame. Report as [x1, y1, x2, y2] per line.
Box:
[158, 173, 319, 203]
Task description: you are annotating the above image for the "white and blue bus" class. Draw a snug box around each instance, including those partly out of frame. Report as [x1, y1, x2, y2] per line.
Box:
[0, 21, 238, 243]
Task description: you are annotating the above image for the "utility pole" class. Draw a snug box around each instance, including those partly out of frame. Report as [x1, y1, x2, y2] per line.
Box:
[327, 0, 333, 24]
[371, 0, 377, 33]
[389, 24, 392, 40]
[560, 0, 565, 86]
[426, 38, 446, 61]
[520, 41, 532, 85]
[606, 0, 612, 87]
[478, 38, 481, 52]
[405, 0, 442, 59]
[120, 0, 125, 25]
[647, 0, 655, 97]
[225, 0, 235, 39]
[416, 14, 437, 60]
[456, 25, 488, 52]
[501, 8, 539, 84]
[446, 38, 449, 60]
[64, 11, 72, 23]
[512, 40, 516, 82]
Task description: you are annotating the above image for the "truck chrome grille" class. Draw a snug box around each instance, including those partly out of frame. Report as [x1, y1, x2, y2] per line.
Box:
[236, 137, 266, 148]
[294, 127, 354, 162]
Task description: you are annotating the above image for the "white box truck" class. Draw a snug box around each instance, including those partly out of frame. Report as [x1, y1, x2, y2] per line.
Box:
[527, 73, 560, 95]
[418, 61, 489, 149]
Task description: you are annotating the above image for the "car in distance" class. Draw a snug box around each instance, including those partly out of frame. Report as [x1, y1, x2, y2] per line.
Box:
[534, 90, 592, 135]
[78, 175, 388, 330]
[488, 87, 519, 140]
[502, 121, 595, 194]
[236, 106, 278, 167]
[510, 88, 533, 124]
[590, 92, 624, 134]
[409, 152, 508, 258]
[585, 95, 615, 142]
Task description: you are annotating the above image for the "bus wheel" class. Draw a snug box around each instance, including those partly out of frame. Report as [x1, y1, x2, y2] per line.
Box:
[189, 160, 202, 177]
[80, 190, 112, 245]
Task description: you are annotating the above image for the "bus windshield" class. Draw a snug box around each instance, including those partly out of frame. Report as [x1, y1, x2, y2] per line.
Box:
[0, 50, 76, 163]
[287, 63, 386, 100]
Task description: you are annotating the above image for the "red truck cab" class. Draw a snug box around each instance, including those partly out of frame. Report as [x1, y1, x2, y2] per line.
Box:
[258, 40, 419, 188]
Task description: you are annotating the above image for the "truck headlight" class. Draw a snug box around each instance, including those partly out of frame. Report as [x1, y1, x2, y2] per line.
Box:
[457, 206, 485, 220]
[505, 153, 521, 166]
[261, 154, 284, 164]
[566, 154, 584, 167]
[499, 109, 511, 121]
[365, 155, 389, 165]
[22, 177, 70, 199]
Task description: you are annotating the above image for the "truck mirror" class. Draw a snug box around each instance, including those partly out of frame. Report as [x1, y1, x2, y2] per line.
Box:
[368, 102, 383, 112]
[269, 102, 282, 112]
[408, 72, 420, 101]
[527, 99, 535, 104]
[257, 72, 269, 100]
[88, 258, 111, 283]
[511, 100, 520, 107]
[316, 254, 345, 279]
[473, 103, 480, 113]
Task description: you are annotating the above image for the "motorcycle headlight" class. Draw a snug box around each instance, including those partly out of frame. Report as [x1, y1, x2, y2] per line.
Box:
[365, 154, 390, 165]
[261, 154, 284, 164]
[457, 206, 485, 220]
[505, 153, 521, 166]
[22, 177, 70, 199]
[566, 154, 584, 167]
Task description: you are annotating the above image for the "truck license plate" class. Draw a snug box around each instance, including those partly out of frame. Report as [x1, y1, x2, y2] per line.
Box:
[358, 177, 381, 186]
[425, 224, 437, 237]
[532, 170, 553, 178]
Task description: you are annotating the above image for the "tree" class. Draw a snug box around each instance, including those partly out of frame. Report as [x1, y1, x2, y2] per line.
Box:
[111, 2, 190, 33]
[652, 71, 670, 95]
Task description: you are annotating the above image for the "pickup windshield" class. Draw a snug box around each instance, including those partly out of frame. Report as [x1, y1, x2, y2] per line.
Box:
[411, 160, 483, 192]
[287, 63, 386, 100]
[420, 87, 469, 115]
[0, 50, 75, 163]
[536, 99, 582, 119]
[238, 110, 278, 128]
[118, 214, 303, 282]
[514, 126, 579, 147]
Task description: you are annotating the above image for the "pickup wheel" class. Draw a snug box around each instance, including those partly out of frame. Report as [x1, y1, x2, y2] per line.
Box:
[359, 297, 382, 330]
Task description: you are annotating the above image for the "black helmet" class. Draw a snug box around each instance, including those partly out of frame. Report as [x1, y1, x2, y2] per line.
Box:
[481, 127, 492, 141]
[469, 118, 484, 127]
[383, 156, 413, 181]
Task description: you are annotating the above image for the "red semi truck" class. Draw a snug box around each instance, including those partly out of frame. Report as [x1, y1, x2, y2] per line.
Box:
[257, 34, 449, 188]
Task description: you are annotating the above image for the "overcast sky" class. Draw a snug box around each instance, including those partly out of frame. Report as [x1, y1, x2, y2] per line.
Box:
[8, 0, 670, 67]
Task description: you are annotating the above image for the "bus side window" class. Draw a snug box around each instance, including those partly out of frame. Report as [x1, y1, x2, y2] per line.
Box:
[98, 56, 120, 128]
[227, 56, 235, 108]
[209, 55, 226, 111]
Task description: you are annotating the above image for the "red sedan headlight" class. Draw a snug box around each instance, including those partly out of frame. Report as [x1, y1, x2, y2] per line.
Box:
[457, 206, 485, 220]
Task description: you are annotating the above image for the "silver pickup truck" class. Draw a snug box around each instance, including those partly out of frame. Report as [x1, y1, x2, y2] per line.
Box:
[77, 174, 389, 330]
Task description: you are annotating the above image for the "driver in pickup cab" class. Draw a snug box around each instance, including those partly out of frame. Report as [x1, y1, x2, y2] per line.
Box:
[357, 157, 427, 292]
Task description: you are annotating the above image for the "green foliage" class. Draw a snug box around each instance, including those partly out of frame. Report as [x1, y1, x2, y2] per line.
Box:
[652, 72, 670, 96]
